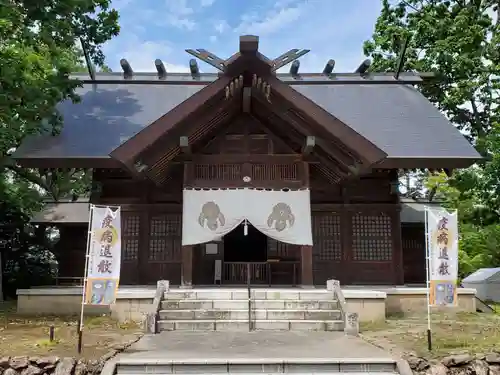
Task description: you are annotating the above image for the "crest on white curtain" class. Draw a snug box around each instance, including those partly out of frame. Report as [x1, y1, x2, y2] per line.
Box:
[182, 188, 313, 246]
[267, 202, 295, 232]
[198, 201, 226, 230]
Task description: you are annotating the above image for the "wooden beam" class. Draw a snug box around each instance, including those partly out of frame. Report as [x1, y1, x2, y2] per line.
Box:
[240, 35, 259, 54]
[242, 87, 251, 113]
[179, 136, 191, 154]
[262, 73, 388, 166]
[109, 75, 232, 168]
[302, 136, 315, 155]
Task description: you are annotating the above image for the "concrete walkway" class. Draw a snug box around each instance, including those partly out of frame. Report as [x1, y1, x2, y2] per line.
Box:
[117, 331, 393, 361]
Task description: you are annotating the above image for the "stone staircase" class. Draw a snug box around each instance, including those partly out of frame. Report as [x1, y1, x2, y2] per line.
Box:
[157, 288, 344, 331]
[113, 358, 401, 375]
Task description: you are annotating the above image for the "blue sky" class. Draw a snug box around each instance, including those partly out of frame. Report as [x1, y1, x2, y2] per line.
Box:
[102, 0, 383, 73]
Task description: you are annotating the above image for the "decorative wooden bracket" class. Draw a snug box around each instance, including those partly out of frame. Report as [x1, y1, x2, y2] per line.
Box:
[302, 136, 316, 155]
[252, 74, 271, 102]
[271, 49, 310, 72]
[185, 49, 226, 71]
[225, 75, 244, 100]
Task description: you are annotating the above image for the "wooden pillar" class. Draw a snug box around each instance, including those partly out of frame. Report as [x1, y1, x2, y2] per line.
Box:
[392, 207, 404, 285]
[181, 245, 193, 288]
[300, 161, 314, 287]
[181, 161, 194, 288]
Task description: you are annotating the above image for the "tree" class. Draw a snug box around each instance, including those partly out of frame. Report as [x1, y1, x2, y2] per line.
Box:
[1, 0, 119, 162]
[0, 0, 120, 298]
[364, 0, 499, 148]
[365, 0, 500, 277]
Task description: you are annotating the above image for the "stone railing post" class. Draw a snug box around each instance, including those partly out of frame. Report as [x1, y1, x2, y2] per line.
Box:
[143, 280, 169, 334]
[327, 279, 359, 336]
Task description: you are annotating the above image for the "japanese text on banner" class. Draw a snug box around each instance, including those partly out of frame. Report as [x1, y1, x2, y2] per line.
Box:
[85, 206, 121, 305]
[427, 208, 458, 306]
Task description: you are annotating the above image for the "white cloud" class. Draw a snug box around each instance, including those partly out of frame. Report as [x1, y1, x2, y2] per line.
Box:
[200, 0, 215, 7]
[214, 20, 229, 34]
[234, 5, 303, 36]
[104, 36, 190, 72]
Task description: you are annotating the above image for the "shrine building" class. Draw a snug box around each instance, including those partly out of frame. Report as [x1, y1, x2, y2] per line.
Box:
[13, 35, 480, 290]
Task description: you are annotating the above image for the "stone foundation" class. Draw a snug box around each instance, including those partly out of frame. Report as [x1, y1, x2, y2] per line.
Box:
[16, 286, 477, 323]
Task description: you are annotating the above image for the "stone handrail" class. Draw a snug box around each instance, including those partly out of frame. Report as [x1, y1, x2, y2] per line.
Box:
[326, 279, 359, 336]
[143, 280, 169, 334]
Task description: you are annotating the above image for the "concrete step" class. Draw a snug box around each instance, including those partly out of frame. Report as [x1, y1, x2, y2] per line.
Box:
[159, 309, 343, 320]
[115, 358, 399, 374]
[164, 290, 334, 301]
[157, 319, 344, 331]
[161, 299, 339, 310]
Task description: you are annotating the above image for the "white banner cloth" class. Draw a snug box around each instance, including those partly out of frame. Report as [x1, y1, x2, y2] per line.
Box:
[182, 188, 313, 246]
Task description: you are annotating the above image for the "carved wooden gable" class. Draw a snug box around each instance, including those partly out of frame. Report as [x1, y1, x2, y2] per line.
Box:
[200, 114, 297, 155]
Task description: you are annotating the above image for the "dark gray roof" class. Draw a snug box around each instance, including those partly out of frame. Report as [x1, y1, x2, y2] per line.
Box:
[14, 77, 480, 162]
[14, 83, 203, 159]
[294, 84, 480, 160]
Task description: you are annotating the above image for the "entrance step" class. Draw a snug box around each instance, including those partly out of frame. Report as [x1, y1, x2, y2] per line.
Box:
[157, 288, 344, 332]
[161, 299, 339, 310]
[164, 290, 333, 301]
[159, 308, 342, 320]
[157, 319, 345, 331]
[115, 358, 399, 375]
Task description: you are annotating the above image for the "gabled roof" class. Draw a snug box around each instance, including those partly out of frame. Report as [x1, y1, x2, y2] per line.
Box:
[12, 35, 481, 171]
[13, 79, 480, 168]
[295, 85, 480, 168]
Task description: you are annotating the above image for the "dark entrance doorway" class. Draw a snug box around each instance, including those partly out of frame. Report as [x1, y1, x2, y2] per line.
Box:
[224, 223, 267, 262]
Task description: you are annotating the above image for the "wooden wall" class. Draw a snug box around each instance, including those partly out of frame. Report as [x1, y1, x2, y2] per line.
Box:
[84, 115, 404, 286]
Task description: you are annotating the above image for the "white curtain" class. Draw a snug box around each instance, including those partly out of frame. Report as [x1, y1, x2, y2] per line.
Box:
[245, 189, 312, 245]
[182, 189, 245, 246]
[182, 188, 313, 246]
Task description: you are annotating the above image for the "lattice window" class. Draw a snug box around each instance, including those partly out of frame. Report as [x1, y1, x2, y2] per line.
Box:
[267, 238, 298, 259]
[194, 164, 241, 180]
[351, 213, 392, 261]
[251, 164, 298, 181]
[312, 213, 342, 261]
[148, 214, 182, 262]
[122, 214, 140, 261]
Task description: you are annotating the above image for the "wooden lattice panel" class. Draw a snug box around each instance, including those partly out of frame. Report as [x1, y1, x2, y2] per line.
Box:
[267, 238, 298, 259]
[148, 214, 182, 262]
[122, 214, 140, 261]
[251, 163, 298, 181]
[312, 213, 342, 261]
[194, 164, 242, 181]
[351, 213, 392, 261]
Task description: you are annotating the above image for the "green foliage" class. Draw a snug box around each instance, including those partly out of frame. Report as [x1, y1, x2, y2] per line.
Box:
[0, 0, 120, 296]
[366, 0, 500, 278]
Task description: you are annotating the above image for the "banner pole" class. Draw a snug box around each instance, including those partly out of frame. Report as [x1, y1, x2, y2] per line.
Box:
[78, 204, 94, 354]
[424, 206, 432, 351]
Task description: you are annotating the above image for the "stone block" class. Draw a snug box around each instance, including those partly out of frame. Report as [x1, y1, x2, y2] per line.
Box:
[325, 320, 345, 331]
[289, 321, 326, 331]
[159, 310, 195, 320]
[215, 321, 249, 331]
[266, 310, 304, 320]
[157, 321, 175, 331]
[252, 300, 285, 309]
[266, 291, 299, 300]
[344, 312, 359, 335]
[254, 320, 289, 330]
[196, 290, 232, 300]
[174, 321, 215, 331]
[299, 291, 331, 301]
[212, 300, 247, 309]
[304, 309, 342, 320]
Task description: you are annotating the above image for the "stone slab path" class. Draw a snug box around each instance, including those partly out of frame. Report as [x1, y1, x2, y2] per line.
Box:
[117, 331, 393, 361]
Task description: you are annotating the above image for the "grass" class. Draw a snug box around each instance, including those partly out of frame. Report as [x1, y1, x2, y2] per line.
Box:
[0, 301, 142, 359]
[361, 310, 500, 359]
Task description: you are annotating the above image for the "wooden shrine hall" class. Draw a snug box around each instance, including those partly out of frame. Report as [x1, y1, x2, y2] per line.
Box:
[14, 35, 480, 288]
